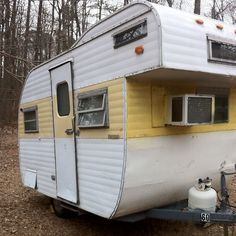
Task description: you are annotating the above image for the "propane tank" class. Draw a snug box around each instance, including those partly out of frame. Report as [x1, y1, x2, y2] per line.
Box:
[188, 177, 217, 212]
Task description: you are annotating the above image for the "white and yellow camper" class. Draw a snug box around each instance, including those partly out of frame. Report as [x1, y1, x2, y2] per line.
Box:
[19, 0, 236, 219]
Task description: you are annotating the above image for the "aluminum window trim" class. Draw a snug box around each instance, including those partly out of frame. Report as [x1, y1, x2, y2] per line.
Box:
[78, 110, 107, 128]
[113, 19, 147, 49]
[76, 88, 109, 128]
[197, 87, 229, 124]
[23, 106, 39, 133]
[112, 18, 147, 37]
[77, 94, 106, 114]
[207, 36, 236, 65]
[168, 94, 214, 126]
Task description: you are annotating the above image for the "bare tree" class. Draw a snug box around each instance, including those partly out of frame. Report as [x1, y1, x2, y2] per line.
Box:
[211, 0, 234, 21]
[48, 0, 55, 58]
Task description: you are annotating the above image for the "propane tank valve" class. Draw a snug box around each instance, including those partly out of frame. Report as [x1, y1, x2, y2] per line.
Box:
[188, 177, 217, 212]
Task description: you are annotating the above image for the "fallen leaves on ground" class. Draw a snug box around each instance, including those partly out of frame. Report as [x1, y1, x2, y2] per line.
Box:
[0, 126, 235, 236]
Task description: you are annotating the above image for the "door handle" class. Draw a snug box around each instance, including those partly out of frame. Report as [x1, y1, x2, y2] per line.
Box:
[65, 128, 74, 135]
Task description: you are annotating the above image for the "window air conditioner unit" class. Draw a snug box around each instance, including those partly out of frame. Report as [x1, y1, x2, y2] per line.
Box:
[168, 94, 214, 126]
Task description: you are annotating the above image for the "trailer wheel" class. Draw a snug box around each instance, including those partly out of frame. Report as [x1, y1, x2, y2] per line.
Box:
[51, 199, 70, 218]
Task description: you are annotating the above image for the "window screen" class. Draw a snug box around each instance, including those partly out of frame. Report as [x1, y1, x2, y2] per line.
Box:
[214, 96, 228, 123]
[77, 89, 108, 128]
[187, 97, 212, 123]
[172, 97, 183, 122]
[113, 20, 147, 48]
[57, 82, 70, 116]
[197, 88, 229, 123]
[208, 39, 236, 64]
[23, 106, 38, 133]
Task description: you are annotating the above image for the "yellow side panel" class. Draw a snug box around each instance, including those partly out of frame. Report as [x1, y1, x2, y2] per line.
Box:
[77, 78, 124, 139]
[127, 79, 236, 138]
[229, 88, 236, 124]
[152, 86, 165, 127]
[19, 97, 53, 138]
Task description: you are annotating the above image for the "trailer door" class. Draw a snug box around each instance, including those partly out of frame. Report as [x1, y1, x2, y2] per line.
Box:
[50, 62, 78, 203]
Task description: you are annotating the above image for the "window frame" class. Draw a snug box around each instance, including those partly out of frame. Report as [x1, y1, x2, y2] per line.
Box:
[168, 94, 214, 126]
[197, 87, 229, 124]
[113, 19, 147, 49]
[76, 88, 109, 128]
[214, 95, 229, 123]
[22, 106, 39, 133]
[207, 35, 236, 65]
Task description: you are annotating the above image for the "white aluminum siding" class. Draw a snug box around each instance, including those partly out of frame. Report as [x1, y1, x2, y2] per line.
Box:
[19, 139, 56, 198]
[114, 131, 236, 217]
[76, 139, 124, 218]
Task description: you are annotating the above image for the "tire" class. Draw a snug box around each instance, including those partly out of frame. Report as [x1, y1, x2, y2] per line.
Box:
[51, 199, 71, 218]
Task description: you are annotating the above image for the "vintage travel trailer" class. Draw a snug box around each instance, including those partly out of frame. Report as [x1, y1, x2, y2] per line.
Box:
[18, 0, 236, 220]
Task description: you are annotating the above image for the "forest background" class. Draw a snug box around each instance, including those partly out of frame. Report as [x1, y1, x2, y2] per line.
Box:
[0, 0, 235, 124]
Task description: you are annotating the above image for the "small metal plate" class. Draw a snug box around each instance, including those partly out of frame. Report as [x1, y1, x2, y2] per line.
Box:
[24, 169, 37, 189]
[200, 213, 210, 223]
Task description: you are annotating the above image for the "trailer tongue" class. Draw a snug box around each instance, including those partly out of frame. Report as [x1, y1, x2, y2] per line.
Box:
[118, 169, 236, 224]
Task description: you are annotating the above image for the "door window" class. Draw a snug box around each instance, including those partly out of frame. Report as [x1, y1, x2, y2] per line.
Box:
[57, 82, 70, 116]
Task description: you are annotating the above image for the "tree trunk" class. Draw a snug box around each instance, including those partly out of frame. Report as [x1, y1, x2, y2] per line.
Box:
[166, 0, 173, 7]
[194, 0, 201, 14]
[34, 0, 43, 64]
[9, 0, 17, 87]
[124, 0, 129, 5]
[24, 0, 31, 74]
[0, 0, 4, 83]
[82, 0, 87, 33]
[61, 0, 68, 51]
[211, 0, 217, 19]
[98, 0, 103, 20]
[3, 0, 11, 88]
[48, 0, 55, 58]
[74, 0, 81, 38]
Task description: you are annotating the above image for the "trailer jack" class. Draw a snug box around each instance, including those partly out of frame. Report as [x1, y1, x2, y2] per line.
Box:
[118, 170, 236, 224]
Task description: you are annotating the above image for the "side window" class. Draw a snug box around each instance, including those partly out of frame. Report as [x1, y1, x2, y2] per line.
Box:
[197, 88, 229, 123]
[57, 82, 70, 116]
[23, 106, 38, 133]
[208, 36, 236, 64]
[113, 20, 147, 48]
[214, 95, 228, 123]
[77, 88, 108, 128]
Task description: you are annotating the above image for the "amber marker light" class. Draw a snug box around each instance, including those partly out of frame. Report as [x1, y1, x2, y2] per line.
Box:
[135, 45, 144, 55]
[195, 19, 204, 25]
[216, 24, 224, 30]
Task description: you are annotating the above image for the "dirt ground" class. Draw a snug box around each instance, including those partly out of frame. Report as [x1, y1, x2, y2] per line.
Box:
[1, 127, 236, 236]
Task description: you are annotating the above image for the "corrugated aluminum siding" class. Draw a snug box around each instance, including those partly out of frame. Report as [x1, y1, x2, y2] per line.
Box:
[76, 139, 124, 218]
[19, 139, 56, 198]
[154, 4, 236, 75]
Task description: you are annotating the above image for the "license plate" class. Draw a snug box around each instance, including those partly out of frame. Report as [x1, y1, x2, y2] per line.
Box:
[200, 213, 210, 223]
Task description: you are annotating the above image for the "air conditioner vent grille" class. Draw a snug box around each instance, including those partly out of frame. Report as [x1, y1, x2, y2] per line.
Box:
[188, 97, 212, 123]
